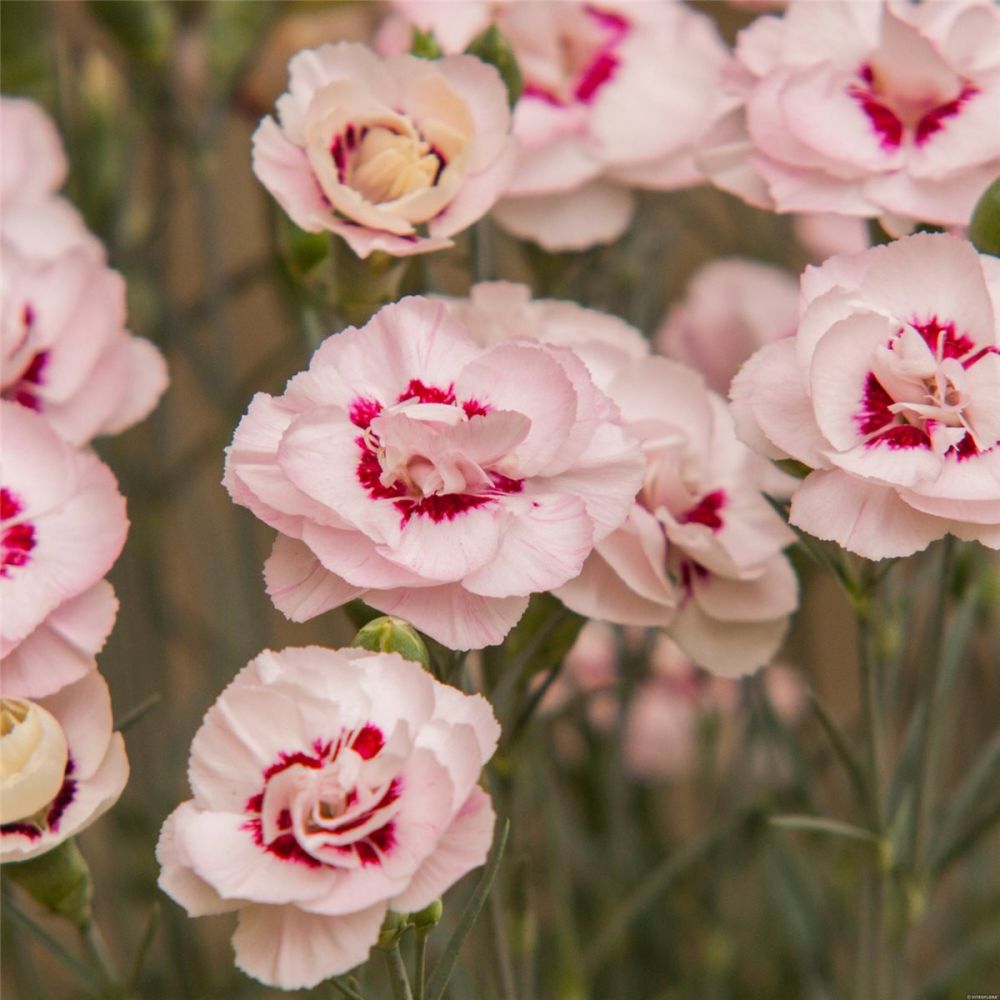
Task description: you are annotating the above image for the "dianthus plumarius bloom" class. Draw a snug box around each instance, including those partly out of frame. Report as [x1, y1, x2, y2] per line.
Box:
[224, 296, 644, 649]
[0, 403, 128, 697]
[731, 233, 1000, 559]
[379, 0, 733, 250]
[252, 42, 517, 258]
[157, 645, 499, 990]
[443, 284, 798, 676]
[704, 0, 1000, 229]
[1, 670, 129, 863]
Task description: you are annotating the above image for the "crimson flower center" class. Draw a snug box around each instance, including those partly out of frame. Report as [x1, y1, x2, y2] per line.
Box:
[1, 487, 36, 578]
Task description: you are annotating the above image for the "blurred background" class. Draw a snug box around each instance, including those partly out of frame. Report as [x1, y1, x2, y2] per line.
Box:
[2, 2, 998, 998]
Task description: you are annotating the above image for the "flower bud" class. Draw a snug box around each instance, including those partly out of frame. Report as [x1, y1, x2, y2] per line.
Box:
[465, 24, 522, 109]
[0, 698, 68, 824]
[377, 909, 408, 949]
[410, 27, 443, 61]
[351, 616, 431, 670]
[970, 175, 1000, 258]
[410, 898, 443, 930]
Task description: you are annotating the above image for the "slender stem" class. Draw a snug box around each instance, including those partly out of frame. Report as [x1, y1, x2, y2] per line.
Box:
[909, 537, 955, 870]
[489, 881, 517, 1000]
[80, 919, 124, 999]
[383, 943, 415, 1000]
[414, 930, 429, 1000]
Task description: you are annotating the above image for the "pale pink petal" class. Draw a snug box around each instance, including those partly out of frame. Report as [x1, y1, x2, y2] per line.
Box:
[690, 553, 798, 623]
[390, 786, 495, 913]
[789, 469, 947, 559]
[157, 803, 240, 917]
[729, 339, 829, 467]
[491, 181, 635, 252]
[99, 337, 169, 436]
[264, 535, 365, 622]
[670, 600, 789, 678]
[463, 493, 593, 597]
[366, 585, 529, 651]
[232, 901, 386, 989]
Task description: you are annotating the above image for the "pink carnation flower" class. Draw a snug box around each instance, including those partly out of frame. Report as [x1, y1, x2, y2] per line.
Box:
[252, 42, 517, 258]
[157, 645, 499, 990]
[2, 245, 167, 444]
[731, 233, 1000, 558]
[705, 0, 1000, 229]
[1, 404, 128, 694]
[1, 670, 129, 863]
[656, 258, 800, 396]
[379, 1, 733, 250]
[0, 97, 103, 263]
[224, 297, 644, 649]
[556, 358, 798, 676]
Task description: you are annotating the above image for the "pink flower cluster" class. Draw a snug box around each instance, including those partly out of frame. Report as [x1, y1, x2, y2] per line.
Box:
[379, 0, 734, 250]
[158, 645, 499, 988]
[706, 0, 1000, 230]
[1, 98, 165, 861]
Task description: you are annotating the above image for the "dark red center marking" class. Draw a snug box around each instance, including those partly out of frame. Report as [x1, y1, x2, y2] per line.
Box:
[1, 488, 36, 578]
[242, 727, 399, 869]
[679, 490, 726, 533]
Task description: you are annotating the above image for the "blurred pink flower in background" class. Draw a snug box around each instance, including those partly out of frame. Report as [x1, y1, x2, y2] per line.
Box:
[157, 645, 499, 989]
[380, 1, 733, 250]
[704, 0, 1000, 230]
[656, 257, 799, 395]
[1, 403, 128, 694]
[557, 358, 798, 676]
[0, 97, 103, 263]
[2, 245, 167, 445]
[731, 233, 1000, 558]
[225, 297, 644, 649]
[252, 42, 517, 258]
[543, 623, 806, 780]
[1, 670, 129, 862]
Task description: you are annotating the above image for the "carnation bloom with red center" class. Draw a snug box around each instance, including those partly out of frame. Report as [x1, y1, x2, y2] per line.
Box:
[379, 0, 733, 250]
[0, 403, 128, 696]
[1, 243, 167, 445]
[556, 358, 798, 675]
[731, 233, 1000, 558]
[704, 0, 1000, 229]
[157, 645, 499, 990]
[252, 42, 517, 258]
[1, 670, 129, 863]
[224, 297, 644, 649]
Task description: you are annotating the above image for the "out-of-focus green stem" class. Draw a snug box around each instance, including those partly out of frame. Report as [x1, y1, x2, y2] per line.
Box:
[80, 918, 125, 999]
[383, 943, 414, 1000]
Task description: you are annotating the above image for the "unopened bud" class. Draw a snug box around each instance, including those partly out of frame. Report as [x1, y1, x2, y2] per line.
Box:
[411, 27, 443, 61]
[465, 25, 522, 109]
[410, 898, 443, 930]
[351, 616, 431, 670]
[377, 909, 408, 949]
[4, 838, 94, 928]
[970, 175, 1000, 258]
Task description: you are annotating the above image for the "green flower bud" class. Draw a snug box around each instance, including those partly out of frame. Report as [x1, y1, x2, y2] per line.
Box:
[351, 616, 432, 670]
[970, 175, 1000, 257]
[411, 27, 443, 61]
[410, 898, 443, 930]
[377, 909, 408, 949]
[4, 838, 94, 928]
[465, 25, 523, 109]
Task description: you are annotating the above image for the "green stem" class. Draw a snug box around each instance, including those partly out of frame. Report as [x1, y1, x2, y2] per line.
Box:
[80, 919, 124, 999]
[383, 943, 414, 1000]
[413, 930, 429, 1000]
[909, 537, 956, 871]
